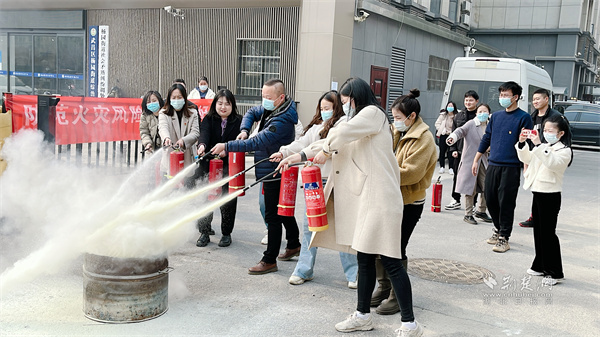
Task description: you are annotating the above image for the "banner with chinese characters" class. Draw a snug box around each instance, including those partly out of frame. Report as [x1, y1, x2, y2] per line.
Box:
[88, 26, 99, 97]
[9, 95, 212, 145]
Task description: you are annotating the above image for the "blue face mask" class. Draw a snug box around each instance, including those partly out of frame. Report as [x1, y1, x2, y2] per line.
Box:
[477, 112, 489, 122]
[499, 97, 513, 108]
[321, 110, 333, 121]
[170, 99, 185, 111]
[262, 97, 276, 111]
[544, 133, 560, 145]
[147, 102, 160, 113]
[446, 107, 455, 113]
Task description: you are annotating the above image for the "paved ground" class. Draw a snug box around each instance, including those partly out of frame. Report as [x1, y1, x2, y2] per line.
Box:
[1, 149, 599, 336]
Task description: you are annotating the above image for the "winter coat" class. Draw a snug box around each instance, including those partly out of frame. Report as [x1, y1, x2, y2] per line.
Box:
[450, 108, 477, 154]
[450, 118, 489, 195]
[516, 141, 571, 193]
[157, 108, 200, 173]
[434, 112, 454, 137]
[188, 88, 216, 100]
[226, 97, 298, 179]
[140, 112, 160, 150]
[302, 105, 404, 259]
[392, 116, 437, 204]
[197, 113, 242, 177]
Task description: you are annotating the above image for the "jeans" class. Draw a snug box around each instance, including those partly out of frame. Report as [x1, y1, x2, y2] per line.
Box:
[484, 165, 520, 239]
[531, 192, 564, 279]
[262, 180, 300, 264]
[356, 252, 415, 322]
[258, 182, 268, 229]
[292, 212, 358, 282]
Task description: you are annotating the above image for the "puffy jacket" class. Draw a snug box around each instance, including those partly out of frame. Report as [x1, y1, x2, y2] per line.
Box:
[226, 97, 298, 179]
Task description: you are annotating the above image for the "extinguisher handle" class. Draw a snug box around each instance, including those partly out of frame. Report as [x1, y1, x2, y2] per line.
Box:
[195, 152, 214, 164]
[243, 168, 279, 192]
[232, 157, 271, 177]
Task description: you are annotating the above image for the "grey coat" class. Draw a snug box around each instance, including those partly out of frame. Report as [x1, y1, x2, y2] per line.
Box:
[451, 119, 489, 195]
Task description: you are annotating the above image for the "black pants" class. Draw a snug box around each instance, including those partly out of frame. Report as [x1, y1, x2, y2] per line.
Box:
[438, 135, 454, 169]
[531, 192, 564, 279]
[262, 180, 300, 264]
[198, 183, 238, 236]
[484, 165, 520, 239]
[401, 203, 424, 260]
[357, 252, 414, 322]
[451, 152, 461, 202]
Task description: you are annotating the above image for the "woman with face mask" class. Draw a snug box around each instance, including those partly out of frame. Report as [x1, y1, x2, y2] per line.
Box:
[188, 76, 216, 100]
[140, 90, 165, 153]
[276, 78, 424, 336]
[446, 104, 494, 225]
[269, 90, 358, 289]
[158, 83, 200, 179]
[516, 114, 573, 286]
[434, 101, 457, 174]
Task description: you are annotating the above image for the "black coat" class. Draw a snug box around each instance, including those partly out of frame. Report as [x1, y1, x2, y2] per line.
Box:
[197, 113, 242, 177]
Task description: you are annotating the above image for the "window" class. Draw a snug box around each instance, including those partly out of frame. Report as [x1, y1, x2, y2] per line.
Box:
[580, 112, 600, 123]
[237, 39, 281, 102]
[427, 55, 449, 91]
[447, 80, 504, 112]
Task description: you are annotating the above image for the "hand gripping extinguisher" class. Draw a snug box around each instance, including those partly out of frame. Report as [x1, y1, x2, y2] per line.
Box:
[277, 166, 299, 216]
[169, 149, 185, 178]
[208, 156, 224, 201]
[228, 152, 245, 196]
[431, 176, 442, 212]
[302, 162, 328, 231]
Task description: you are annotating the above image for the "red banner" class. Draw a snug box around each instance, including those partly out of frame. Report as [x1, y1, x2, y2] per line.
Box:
[8, 95, 212, 145]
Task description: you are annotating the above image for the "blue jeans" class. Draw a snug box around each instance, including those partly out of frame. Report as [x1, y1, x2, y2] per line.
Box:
[259, 182, 268, 229]
[292, 212, 358, 282]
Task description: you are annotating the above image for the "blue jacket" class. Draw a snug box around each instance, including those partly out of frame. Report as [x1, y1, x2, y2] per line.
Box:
[226, 97, 298, 179]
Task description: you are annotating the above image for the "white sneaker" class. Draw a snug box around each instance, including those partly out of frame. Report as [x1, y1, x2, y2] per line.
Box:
[348, 281, 358, 289]
[542, 276, 563, 286]
[395, 321, 423, 337]
[527, 268, 544, 276]
[444, 200, 461, 210]
[439, 167, 445, 174]
[449, 168, 454, 175]
[289, 275, 313, 285]
[335, 312, 373, 332]
[261, 230, 268, 245]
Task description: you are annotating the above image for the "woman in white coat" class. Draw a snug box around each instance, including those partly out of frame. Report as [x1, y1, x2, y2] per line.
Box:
[188, 76, 216, 99]
[277, 78, 422, 337]
[158, 83, 200, 179]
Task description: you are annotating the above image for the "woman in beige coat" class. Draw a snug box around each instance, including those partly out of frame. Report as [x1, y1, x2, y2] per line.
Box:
[279, 78, 423, 337]
[158, 83, 200, 177]
[139, 90, 164, 153]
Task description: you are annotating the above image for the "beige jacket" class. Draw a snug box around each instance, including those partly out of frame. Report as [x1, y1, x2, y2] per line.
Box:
[158, 108, 200, 173]
[302, 105, 404, 259]
[140, 112, 159, 149]
[516, 141, 571, 193]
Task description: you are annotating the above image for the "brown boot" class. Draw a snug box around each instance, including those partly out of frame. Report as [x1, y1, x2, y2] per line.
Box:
[370, 258, 391, 307]
[376, 288, 400, 315]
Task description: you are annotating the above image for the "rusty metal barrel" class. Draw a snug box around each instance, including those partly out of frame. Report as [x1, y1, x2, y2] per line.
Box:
[83, 253, 170, 323]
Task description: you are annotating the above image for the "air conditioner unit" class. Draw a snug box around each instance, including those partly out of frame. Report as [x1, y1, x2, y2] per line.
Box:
[461, 0, 472, 14]
[460, 13, 471, 25]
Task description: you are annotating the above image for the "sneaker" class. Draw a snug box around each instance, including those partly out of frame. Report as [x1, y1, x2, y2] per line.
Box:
[474, 211, 493, 223]
[449, 168, 454, 175]
[463, 215, 478, 225]
[493, 237, 510, 253]
[289, 275, 313, 285]
[395, 321, 424, 337]
[348, 281, 358, 289]
[445, 200, 461, 210]
[486, 231, 499, 245]
[527, 268, 544, 276]
[439, 167, 445, 174]
[335, 312, 373, 332]
[519, 216, 534, 228]
[261, 230, 268, 245]
[542, 276, 563, 286]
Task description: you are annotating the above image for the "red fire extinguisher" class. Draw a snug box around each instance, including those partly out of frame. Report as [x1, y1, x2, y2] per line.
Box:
[208, 157, 223, 201]
[277, 166, 299, 216]
[431, 176, 442, 212]
[169, 150, 185, 177]
[302, 164, 328, 231]
[228, 152, 245, 196]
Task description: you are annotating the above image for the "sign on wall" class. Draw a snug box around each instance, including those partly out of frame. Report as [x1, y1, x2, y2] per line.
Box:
[88, 26, 98, 97]
[98, 25, 110, 98]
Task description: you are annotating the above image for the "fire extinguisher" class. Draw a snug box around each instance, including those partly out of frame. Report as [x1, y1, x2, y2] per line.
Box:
[228, 152, 245, 196]
[431, 176, 442, 212]
[169, 150, 185, 177]
[302, 163, 328, 231]
[277, 166, 299, 216]
[208, 156, 223, 201]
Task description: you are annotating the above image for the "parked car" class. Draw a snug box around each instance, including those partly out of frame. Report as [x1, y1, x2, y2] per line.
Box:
[554, 101, 600, 146]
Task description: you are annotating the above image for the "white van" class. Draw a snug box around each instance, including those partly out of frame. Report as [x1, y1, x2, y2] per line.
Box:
[440, 57, 553, 113]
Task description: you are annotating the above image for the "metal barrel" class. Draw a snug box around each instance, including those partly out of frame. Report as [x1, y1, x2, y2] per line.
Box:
[83, 253, 170, 323]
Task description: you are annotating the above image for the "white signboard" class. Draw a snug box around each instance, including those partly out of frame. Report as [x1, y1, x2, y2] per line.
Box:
[98, 25, 110, 98]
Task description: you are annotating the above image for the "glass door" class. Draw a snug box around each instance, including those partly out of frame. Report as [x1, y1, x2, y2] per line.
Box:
[9, 34, 34, 95]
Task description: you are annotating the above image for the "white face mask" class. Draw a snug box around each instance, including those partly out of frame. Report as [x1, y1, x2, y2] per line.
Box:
[394, 120, 410, 132]
[342, 101, 351, 115]
[199, 85, 208, 91]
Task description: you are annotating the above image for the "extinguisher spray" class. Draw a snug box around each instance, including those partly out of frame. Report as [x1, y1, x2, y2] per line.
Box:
[431, 176, 442, 212]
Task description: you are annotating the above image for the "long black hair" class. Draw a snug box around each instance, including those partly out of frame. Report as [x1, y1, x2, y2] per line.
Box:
[163, 83, 192, 118]
[544, 114, 574, 166]
[303, 90, 345, 139]
[141, 90, 164, 115]
[339, 77, 382, 117]
[206, 89, 240, 119]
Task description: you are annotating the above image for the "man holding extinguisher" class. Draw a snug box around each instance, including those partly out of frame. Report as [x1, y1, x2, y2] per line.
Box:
[210, 79, 301, 275]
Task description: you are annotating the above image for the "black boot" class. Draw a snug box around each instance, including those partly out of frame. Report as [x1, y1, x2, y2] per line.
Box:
[370, 258, 391, 307]
[218, 235, 232, 247]
[196, 233, 210, 247]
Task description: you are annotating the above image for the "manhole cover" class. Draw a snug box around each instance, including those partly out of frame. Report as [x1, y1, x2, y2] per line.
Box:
[407, 258, 494, 285]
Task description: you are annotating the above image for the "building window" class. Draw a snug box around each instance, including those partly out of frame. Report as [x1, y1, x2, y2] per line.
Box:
[237, 39, 281, 102]
[427, 55, 449, 91]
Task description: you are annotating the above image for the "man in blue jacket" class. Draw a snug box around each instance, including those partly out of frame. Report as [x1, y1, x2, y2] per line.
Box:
[211, 79, 300, 274]
[472, 81, 533, 253]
